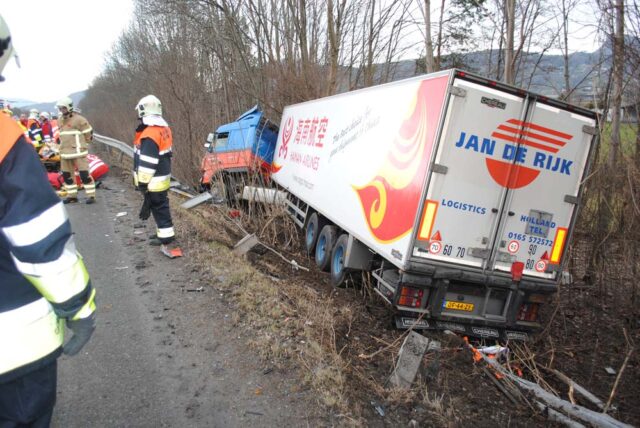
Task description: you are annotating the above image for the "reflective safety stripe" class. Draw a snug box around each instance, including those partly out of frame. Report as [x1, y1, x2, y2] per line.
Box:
[148, 175, 171, 192]
[157, 227, 175, 238]
[11, 236, 89, 301]
[0, 298, 64, 376]
[61, 151, 88, 159]
[2, 202, 67, 247]
[159, 149, 172, 155]
[138, 166, 156, 175]
[72, 288, 96, 321]
[81, 127, 93, 134]
[139, 154, 159, 164]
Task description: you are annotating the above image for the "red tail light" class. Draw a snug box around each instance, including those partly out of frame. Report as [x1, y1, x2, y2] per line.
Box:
[398, 286, 424, 308]
[517, 303, 540, 322]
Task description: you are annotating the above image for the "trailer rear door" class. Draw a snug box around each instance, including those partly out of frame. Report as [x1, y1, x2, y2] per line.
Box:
[412, 79, 527, 269]
[488, 102, 596, 279]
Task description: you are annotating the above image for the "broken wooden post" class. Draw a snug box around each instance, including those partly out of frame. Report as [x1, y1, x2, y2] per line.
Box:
[232, 233, 260, 256]
[389, 331, 432, 388]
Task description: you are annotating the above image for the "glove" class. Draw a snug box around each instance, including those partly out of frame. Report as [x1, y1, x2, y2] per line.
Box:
[63, 313, 96, 356]
[139, 191, 152, 220]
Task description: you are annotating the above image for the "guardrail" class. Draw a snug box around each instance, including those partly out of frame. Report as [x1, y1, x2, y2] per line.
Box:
[94, 133, 134, 158]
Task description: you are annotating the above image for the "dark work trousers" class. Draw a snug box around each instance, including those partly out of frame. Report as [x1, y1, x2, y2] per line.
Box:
[0, 361, 57, 428]
[149, 190, 174, 243]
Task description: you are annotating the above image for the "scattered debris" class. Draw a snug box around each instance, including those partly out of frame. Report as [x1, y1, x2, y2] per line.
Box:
[389, 331, 432, 389]
[185, 286, 204, 292]
[114, 266, 129, 270]
[115, 212, 127, 217]
[371, 401, 385, 417]
[544, 367, 606, 411]
[161, 245, 183, 259]
[180, 192, 213, 209]
[232, 233, 260, 256]
[244, 410, 264, 416]
[605, 367, 617, 375]
[465, 339, 633, 428]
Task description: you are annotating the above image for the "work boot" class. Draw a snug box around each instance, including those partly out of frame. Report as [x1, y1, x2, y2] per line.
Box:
[149, 236, 175, 246]
[63, 197, 78, 204]
[85, 197, 96, 205]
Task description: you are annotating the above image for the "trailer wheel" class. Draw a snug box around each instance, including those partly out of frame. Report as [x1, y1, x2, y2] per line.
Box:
[330, 234, 349, 287]
[315, 225, 337, 271]
[305, 213, 326, 255]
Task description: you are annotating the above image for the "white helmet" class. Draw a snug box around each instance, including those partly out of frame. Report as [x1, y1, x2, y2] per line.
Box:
[40, 111, 50, 120]
[29, 108, 39, 119]
[0, 15, 17, 82]
[135, 95, 162, 118]
[56, 96, 73, 113]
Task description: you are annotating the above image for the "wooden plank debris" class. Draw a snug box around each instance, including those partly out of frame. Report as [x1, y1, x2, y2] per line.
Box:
[180, 192, 213, 209]
[232, 233, 260, 256]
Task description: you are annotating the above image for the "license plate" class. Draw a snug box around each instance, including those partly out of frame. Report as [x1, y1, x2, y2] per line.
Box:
[443, 301, 474, 312]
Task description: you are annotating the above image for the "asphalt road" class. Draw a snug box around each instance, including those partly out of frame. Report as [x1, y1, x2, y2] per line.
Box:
[51, 172, 316, 427]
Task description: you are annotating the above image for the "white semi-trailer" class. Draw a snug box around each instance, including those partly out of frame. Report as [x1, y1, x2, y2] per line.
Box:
[268, 69, 598, 340]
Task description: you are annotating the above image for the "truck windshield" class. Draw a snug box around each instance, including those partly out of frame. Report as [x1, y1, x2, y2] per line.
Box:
[214, 132, 229, 150]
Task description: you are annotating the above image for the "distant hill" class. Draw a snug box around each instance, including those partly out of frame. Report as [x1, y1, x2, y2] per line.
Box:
[20, 90, 86, 115]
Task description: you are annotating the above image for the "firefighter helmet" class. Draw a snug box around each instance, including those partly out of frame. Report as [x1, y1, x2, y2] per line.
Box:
[0, 15, 17, 82]
[56, 96, 73, 113]
[135, 95, 162, 118]
[29, 108, 39, 119]
[40, 111, 50, 120]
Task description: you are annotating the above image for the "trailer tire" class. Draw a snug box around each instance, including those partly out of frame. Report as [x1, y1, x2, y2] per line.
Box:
[330, 234, 349, 287]
[315, 225, 338, 271]
[305, 213, 326, 255]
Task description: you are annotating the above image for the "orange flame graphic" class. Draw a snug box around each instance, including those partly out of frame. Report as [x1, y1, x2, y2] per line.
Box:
[354, 77, 448, 243]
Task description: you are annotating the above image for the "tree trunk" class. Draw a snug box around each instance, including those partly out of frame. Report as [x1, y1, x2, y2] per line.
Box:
[608, 0, 624, 168]
[503, 0, 516, 84]
[423, 0, 435, 73]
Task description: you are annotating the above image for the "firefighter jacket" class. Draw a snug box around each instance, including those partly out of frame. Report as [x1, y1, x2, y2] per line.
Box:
[27, 118, 43, 148]
[0, 114, 96, 383]
[58, 113, 93, 160]
[133, 120, 172, 192]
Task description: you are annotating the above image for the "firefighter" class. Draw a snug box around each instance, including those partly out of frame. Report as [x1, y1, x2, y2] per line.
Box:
[27, 108, 43, 149]
[0, 15, 97, 426]
[133, 95, 175, 245]
[56, 96, 96, 204]
[40, 111, 53, 143]
[51, 112, 59, 144]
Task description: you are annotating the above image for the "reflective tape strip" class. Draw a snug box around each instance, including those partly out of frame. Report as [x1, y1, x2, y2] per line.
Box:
[148, 175, 171, 192]
[157, 227, 175, 238]
[139, 154, 159, 164]
[84, 183, 96, 190]
[81, 127, 93, 134]
[0, 301, 63, 376]
[21, 255, 90, 304]
[72, 288, 96, 321]
[159, 149, 172, 155]
[138, 166, 156, 175]
[2, 202, 67, 247]
[60, 130, 81, 136]
[60, 151, 88, 159]
[0, 297, 50, 325]
[12, 237, 77, 276]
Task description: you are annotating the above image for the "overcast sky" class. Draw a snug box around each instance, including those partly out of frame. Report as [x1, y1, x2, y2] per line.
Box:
[1, 0, 134, 103]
